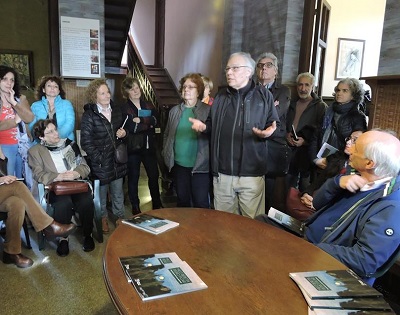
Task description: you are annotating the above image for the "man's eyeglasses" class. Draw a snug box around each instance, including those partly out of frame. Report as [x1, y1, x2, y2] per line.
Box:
[257, 62, 274, 69]
[345, 136, 358, 144]
[225, 65, 249, 73]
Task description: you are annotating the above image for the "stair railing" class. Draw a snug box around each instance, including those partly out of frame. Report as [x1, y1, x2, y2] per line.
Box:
[127, 34, 161, 111]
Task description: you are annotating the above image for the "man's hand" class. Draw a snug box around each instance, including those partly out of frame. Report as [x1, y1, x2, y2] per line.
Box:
[300, 193, 314, 209]
[339, 174, 369, 193]
[189, 117, 206, 132]
[252, 121, 276, 138]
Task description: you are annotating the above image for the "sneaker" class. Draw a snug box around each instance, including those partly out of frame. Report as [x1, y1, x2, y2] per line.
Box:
[83, 236, 95, 252]
[56, 239, 69, 257]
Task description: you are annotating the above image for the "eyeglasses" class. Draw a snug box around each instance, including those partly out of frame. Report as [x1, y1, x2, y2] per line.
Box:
[257, 62, 274, 69]
[345, 136, 358, 144]
[44, 129, 58, 135]
[225, 65, 249, 73]
[182, 85, 197, 90]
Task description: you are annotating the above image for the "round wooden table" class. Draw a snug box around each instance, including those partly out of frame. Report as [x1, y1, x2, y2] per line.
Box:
[103, 208, 346, 314]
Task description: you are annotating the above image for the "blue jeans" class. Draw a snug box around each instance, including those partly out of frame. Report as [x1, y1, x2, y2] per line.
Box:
[172, 164, 209, 208]
[99, 177, 125, 218]
[1, 144, 22, 177]
[127, 150, 162, 208]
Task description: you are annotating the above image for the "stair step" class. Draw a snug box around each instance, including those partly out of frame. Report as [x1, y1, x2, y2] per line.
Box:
[157, 90, 180, 97]
[147, 69, 166, 76]
[153, 82, 175, 89]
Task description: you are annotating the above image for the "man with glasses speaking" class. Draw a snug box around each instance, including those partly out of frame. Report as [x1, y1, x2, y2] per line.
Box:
[190, 52, 279, 218]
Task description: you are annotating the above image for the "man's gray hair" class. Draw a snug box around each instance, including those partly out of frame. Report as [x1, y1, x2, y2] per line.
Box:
[256, 52, 279, 70]
[296, 72, 315, 86]
[229, 52, 256, 76]
[364, 130, 400, 178]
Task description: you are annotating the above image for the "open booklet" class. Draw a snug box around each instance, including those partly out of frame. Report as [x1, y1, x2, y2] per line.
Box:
[122, 213, 179, 235]
[119, 252, 207, 301]
[267, 207, 305, 236]
[317, 142, 339, 159]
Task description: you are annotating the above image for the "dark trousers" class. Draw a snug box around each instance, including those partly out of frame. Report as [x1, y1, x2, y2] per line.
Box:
[49, 191, 94, 237]
[127, 150, 162, 209]
[172, 164, 210, 208]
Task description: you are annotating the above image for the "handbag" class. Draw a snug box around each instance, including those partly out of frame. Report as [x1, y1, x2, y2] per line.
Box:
[115, 142, 128, 164]
[48, 181, 89, 195]
[285, 187, 315, 221]
[266, 138, 291, 177]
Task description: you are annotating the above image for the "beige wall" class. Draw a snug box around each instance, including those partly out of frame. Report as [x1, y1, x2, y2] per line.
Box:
[321, 0, 386, 97]
[0, 0, 51, 101]
[131, 0, 156, 65]
[131, 0, 225, 95]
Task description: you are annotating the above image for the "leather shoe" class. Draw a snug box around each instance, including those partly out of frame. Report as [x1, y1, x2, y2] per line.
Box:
[3, 252, 33, 268]
[57, 239, 69, 257]
[83, 236, 95, 252]
[43, 220, 76, 238]
[132, 205, 141, 215]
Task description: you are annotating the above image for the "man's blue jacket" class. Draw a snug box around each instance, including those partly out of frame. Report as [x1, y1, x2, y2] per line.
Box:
[305, 175, 400, 285]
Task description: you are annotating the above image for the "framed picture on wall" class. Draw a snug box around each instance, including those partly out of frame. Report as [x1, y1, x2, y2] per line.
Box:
[335, 38, 365, 80]
[0, 49, 34, 89]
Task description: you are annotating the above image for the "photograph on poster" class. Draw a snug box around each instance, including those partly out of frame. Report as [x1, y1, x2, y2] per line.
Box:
[335, 38, 365, 80]
[90, 39, 99, 51]
[90, 29, 98, 38]
[0, 50, 34, 88]
[91, 64, 99, 74]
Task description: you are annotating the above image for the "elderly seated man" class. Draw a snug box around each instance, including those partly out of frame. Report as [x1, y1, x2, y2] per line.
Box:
[257, 129, 400, 285]
[0, 174, 76, 268]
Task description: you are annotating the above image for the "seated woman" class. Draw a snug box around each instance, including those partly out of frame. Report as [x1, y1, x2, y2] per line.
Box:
[28, 119, 95, 257]
[1, 144, 76, 268]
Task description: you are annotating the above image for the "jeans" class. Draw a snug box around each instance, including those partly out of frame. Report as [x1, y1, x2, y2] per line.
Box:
[127, 150, 162, 209]
[1, 144, 22, 177]
[172, 164, 209, 208]
[100, 177, 125, 218]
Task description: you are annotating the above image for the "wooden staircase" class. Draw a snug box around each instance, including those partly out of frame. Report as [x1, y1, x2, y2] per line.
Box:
[146, 66, 181, 110]
[104, 0, 137, 68]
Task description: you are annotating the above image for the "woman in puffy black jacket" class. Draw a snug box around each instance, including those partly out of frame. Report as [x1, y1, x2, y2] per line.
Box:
[314, 77, 367, 170]
[81, 79, 128, 233]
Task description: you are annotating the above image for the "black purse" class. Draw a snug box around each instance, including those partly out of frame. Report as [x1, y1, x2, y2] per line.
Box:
[0, 156, 8, 176]
[115, 142, 128, 164]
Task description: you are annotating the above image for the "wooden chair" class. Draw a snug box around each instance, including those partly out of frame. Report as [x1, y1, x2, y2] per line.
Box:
[37, 179, 103, 250]
[0, 212, 32, 249]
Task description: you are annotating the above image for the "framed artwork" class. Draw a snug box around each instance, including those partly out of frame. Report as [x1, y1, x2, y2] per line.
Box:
[0, 49, 34, 89]
[335, 38, 365, 80]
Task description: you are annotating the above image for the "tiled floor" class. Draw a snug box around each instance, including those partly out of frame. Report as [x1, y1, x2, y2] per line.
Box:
[0, 167, 174, 315]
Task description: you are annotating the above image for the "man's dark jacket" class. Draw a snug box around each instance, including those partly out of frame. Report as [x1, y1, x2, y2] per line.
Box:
[206, 80, 279, 177]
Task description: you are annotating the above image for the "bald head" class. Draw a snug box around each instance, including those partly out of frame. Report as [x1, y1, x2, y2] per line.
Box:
[356, 130, 400, 178]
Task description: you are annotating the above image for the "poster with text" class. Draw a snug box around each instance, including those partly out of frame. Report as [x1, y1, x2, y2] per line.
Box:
[60, 16, 101, 78]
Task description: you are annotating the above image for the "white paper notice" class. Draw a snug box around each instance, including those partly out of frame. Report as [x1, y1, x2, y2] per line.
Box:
[60, 16, 101, 78]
